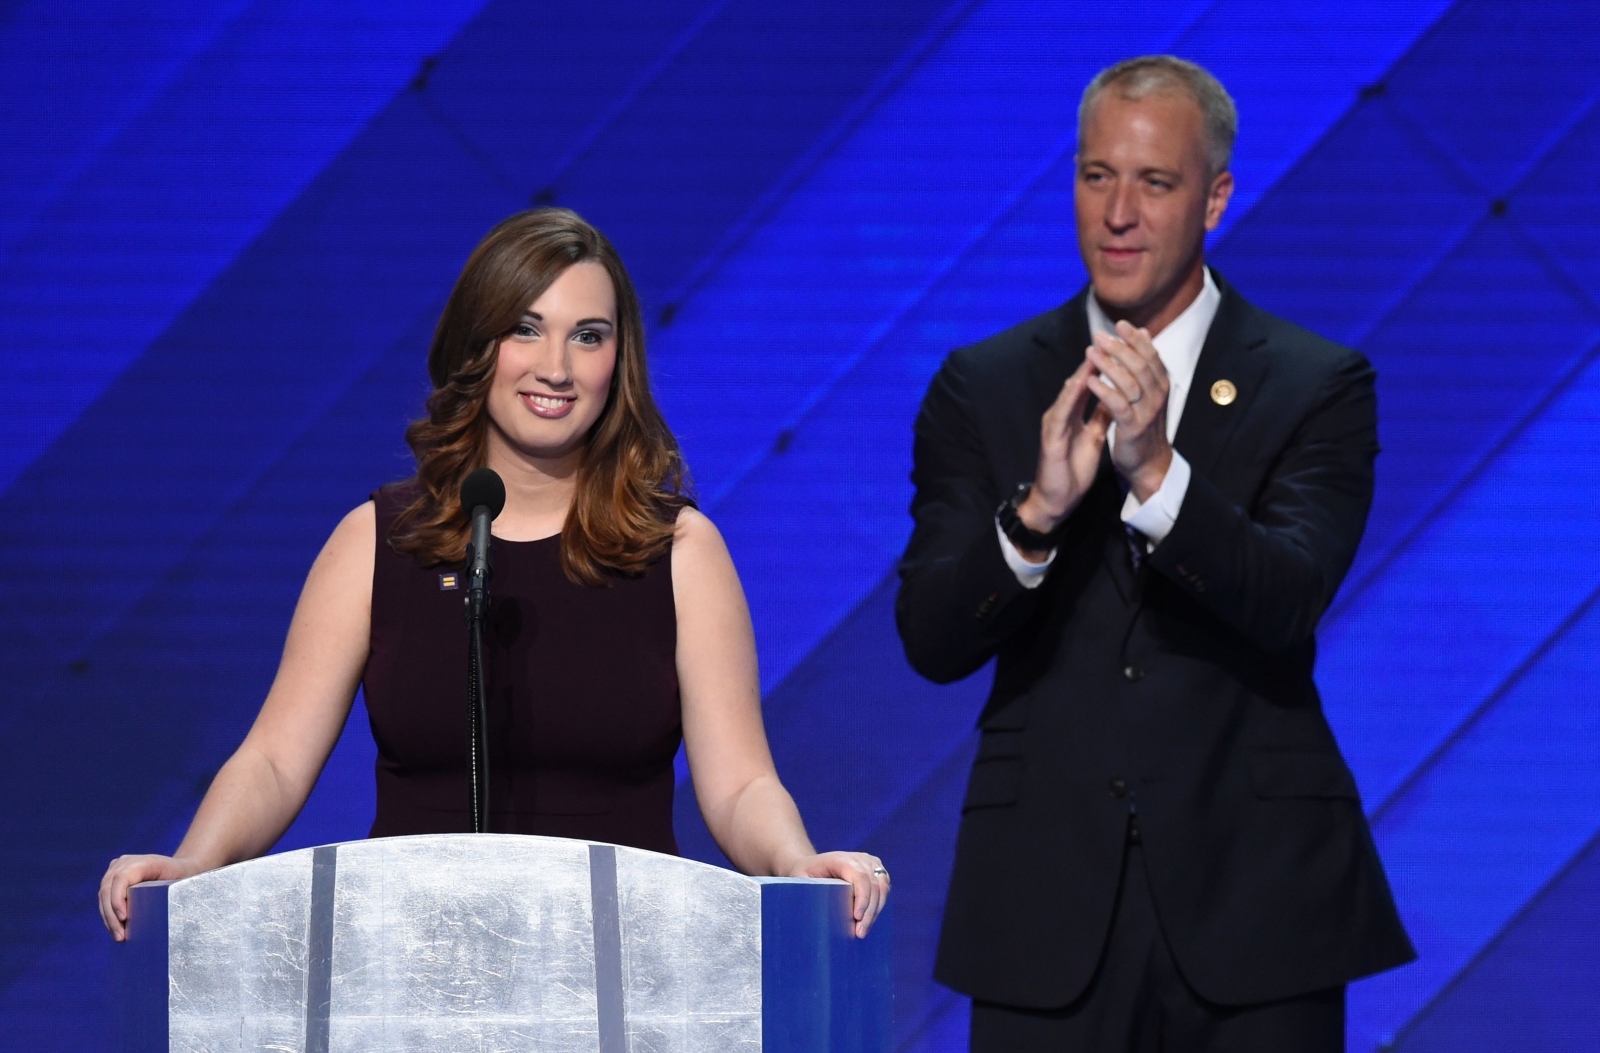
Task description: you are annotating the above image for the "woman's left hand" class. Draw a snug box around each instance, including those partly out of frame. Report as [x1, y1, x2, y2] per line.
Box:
[789, 851, 890, 938]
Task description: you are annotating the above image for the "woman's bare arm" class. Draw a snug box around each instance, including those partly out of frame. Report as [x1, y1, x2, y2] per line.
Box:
[98, 501, 375, 939]
[673, 508, 888, 936]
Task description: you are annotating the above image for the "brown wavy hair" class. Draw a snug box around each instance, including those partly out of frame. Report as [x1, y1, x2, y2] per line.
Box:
[389, 208, 692, 586]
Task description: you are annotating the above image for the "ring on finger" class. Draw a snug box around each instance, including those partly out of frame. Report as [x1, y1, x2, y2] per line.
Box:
[1127, 390, 1143, 405]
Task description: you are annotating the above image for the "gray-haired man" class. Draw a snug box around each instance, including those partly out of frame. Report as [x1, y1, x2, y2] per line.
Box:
[896, 56, 1414, 1051]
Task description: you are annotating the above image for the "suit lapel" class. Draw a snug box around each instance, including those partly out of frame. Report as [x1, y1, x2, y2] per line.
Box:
[1174, 272, 1272, 480]
[1026, 288, 1091, 416]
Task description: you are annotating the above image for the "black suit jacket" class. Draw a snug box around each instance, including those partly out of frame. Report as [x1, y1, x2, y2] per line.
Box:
[896, 272, 1415, 1009]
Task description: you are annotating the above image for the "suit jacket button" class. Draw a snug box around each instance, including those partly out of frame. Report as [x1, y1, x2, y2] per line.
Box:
[1123, 664, 1143, 682]
[1109, 778, 1128, 798]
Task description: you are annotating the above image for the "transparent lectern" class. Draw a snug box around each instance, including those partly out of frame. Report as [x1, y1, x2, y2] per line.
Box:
[117, 834, 891, 1052]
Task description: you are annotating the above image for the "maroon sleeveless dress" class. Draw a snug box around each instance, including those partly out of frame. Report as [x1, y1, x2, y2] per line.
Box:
[361, 481, 681, 854]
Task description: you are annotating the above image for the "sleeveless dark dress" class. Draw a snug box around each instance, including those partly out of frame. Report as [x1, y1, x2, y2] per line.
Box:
[361, 482, 681, 854]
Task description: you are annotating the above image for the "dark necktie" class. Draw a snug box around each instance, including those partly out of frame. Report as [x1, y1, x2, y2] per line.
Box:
[1114, 472, 1146, 571]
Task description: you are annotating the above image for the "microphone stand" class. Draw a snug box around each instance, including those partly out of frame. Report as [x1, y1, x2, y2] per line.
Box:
[459, 467, 504, 834]
[463, 533, 492, 833]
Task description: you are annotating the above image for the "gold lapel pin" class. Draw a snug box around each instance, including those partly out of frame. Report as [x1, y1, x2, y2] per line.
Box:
[1210, 379, 1237, 406]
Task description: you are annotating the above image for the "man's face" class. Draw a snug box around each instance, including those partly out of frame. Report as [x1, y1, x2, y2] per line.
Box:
[1074, 90, 1232, 323]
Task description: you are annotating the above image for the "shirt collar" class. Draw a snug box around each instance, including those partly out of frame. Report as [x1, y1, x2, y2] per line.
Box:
[1085, 266, 1220, 392]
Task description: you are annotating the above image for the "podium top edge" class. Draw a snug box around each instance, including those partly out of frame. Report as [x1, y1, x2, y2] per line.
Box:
[152, 834, 852, 890]
[752, 876, 850, 885]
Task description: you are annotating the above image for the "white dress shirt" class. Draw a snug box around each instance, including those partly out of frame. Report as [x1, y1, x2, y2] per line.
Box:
[999, 268, 1222, 587]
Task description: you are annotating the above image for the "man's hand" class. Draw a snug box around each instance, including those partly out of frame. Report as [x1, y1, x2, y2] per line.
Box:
[1015, 358, 1112, 559]
[1086, 320, 1172, 502]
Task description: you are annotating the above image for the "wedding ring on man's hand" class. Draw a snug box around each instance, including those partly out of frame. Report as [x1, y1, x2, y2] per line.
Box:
[1128, 391, 1144, 404]
[872, 867, 889, 876]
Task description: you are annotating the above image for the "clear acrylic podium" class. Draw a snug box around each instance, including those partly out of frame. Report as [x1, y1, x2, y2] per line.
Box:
[116, 834, 891, 1052]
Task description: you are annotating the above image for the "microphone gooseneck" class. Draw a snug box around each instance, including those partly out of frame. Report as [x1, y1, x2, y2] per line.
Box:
[458, 467, 506, 834]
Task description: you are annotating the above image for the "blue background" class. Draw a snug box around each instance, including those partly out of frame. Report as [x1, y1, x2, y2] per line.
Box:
[2, 2, 1598, 1050]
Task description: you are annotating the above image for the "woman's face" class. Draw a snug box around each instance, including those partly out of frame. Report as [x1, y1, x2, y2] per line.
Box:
[485, 261, 618, 465]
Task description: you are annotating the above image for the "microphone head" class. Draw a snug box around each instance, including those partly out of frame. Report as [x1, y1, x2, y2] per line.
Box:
[459, 468, 506, 520]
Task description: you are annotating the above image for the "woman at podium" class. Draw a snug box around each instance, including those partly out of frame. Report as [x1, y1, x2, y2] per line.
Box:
[100, 208, 888, 939]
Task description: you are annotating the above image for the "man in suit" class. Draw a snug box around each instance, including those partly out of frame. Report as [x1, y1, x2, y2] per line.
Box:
[895, 56, 1414, 1051]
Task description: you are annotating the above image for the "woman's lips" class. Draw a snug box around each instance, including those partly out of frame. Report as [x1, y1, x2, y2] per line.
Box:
[520, 392, 575, 419]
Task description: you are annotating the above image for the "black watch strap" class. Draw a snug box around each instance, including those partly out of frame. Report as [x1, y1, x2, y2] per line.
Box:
[996, 482, 1057, 551]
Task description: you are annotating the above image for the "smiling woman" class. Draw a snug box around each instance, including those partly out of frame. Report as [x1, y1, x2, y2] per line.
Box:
[392, 211, 686, 586]
[98, 209, 890, 942]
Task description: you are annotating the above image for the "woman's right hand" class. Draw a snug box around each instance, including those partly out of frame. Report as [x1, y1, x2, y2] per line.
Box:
[98, 854, 206, 941]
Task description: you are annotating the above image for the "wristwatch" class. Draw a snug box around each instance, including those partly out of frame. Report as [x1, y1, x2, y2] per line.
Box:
[996, 482, 1059, 551]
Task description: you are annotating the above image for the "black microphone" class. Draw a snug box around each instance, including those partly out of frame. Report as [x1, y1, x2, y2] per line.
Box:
[460, 467, 506, 595]
[457, 467, 505, 834]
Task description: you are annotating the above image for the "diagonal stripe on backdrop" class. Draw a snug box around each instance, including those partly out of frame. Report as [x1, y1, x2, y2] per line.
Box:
[0, 0, 490, 497]
[0, 0, 256, 262]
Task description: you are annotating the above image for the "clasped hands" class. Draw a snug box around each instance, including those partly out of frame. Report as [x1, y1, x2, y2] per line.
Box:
[1015, 320, 1173, 555]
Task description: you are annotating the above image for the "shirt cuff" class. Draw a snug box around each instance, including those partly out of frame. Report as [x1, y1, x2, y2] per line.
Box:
[1121, 451, 1192, 547]
[996, 519, 1055, 588]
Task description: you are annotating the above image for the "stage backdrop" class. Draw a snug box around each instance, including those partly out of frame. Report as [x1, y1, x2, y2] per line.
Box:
[3, 2, 1598, 1050]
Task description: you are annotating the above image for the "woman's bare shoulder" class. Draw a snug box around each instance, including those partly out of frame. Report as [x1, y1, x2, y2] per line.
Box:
[313, 501, 377, 577]
[673, 505, 735, 564]
[673, 504, 718, 542]
[333, 500, 377, 544]
[670, 505, 742, 590]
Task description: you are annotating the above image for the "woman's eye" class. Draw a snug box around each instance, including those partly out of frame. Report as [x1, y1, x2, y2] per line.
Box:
[574, 329, 602, 346]
[513, 323, 537, 338]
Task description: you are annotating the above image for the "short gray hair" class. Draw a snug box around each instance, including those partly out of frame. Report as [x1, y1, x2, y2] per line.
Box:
[1078, 56, 1238, 175]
